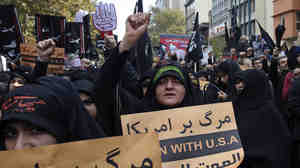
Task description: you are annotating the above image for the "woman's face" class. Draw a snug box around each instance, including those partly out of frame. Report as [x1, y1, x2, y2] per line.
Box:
[3, 121, 57, 150]
[155, 76, 186, 107]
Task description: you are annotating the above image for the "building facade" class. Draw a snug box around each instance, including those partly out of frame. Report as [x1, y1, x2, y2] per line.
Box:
[185, 0, 212, 33]
[210, 0, 274, 39]
[273, 0, 300, 40]
[155, 0, 185, 12]
[209, 0, 230, 37]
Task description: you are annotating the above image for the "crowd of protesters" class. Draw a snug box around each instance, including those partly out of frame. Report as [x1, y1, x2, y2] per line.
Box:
[1, 3, 300, 168]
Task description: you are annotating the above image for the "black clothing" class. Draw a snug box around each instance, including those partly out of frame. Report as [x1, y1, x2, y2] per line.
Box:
[233, 69, 292, 168]
[288, 78, 300, 142]
[216, 60, 241, 99]
[225, 24, 241, 51]
[287, 46, 300, 70]
[194, 71, 220, 104]
[194, 82, 220, 104]
[132, 63, 203, 114]
[95, 46, 141, 136]
[73, 80, 94, 96]
[0, 76, 106, 150]
[9, 61, 49, 87]
[288, 78, 300, 167]
[269, 57, 290, 121]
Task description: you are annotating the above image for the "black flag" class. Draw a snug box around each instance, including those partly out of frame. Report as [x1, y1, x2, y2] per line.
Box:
[186, 12, 203, 62]
[82, 15, 98, 60]
[65, 22, 84, 56]
[0, 5, 24, 62]
[134, 2, 138, 14]
[135, 0, 153, 76]
[256, 20, 275, 50]
[275, 23, 286, 49]
[35, 14, 66, 48]
[137, 0, 143, 12]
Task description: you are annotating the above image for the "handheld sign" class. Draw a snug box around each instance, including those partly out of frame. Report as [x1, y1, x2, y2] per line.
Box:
[122, 102, 244, 168]
[92, 2, 117, 38]
[0, 133, 162, 168]
[20, 44, 65, 74]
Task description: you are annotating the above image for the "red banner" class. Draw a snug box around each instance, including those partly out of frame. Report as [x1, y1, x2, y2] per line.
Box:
[160, 34, 190, 60]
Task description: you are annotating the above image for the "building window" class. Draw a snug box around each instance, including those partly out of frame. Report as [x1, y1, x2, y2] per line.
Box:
[297, 11, 300, 32]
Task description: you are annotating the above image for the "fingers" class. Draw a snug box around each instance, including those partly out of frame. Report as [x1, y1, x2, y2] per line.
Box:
[37, 39, 56, 59]
[127, 13, 150, 30]
[37, 39, 55, 50]
[104, 34, 117, 49]
[40, 47, 54, 57]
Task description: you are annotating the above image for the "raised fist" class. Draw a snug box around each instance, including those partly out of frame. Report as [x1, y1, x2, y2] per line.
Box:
[37, 39, 56, 62]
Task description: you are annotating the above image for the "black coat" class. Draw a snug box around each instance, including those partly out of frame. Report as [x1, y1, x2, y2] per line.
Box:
[233, 70, 292, 168]
[95, 46, 142, 136]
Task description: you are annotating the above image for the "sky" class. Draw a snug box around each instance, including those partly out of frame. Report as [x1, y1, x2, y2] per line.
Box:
[98, 0, 156, 39]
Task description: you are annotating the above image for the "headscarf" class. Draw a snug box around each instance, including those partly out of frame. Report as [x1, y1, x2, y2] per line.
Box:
[216, 60, 241, 96]
[233, 70, 291, 168]
[133, 63, 201, 113]
[0, 76, 106, 150]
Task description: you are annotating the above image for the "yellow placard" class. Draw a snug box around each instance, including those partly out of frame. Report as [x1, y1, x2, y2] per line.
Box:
[121, 102, 244, 168]
[0, 133, 162, 168]
[20, 43, 65, 74]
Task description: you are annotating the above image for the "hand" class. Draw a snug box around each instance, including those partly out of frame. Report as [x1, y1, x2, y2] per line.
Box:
[119, 13, 151, 53]
[37, 39, 56, 62]
[93, 2, 117, 32]
[218, 91, 228, 100]
[104, 34, 117, 49]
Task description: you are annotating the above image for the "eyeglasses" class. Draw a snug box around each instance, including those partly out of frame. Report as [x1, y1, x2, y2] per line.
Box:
[158, 78, 181, 85]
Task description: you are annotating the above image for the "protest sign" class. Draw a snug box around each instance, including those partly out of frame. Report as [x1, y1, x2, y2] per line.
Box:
[92, 2, 117, 38]
[122, 102, 244, 168]
[0, 133, 161, 168]
[20, 44, 65, 74]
